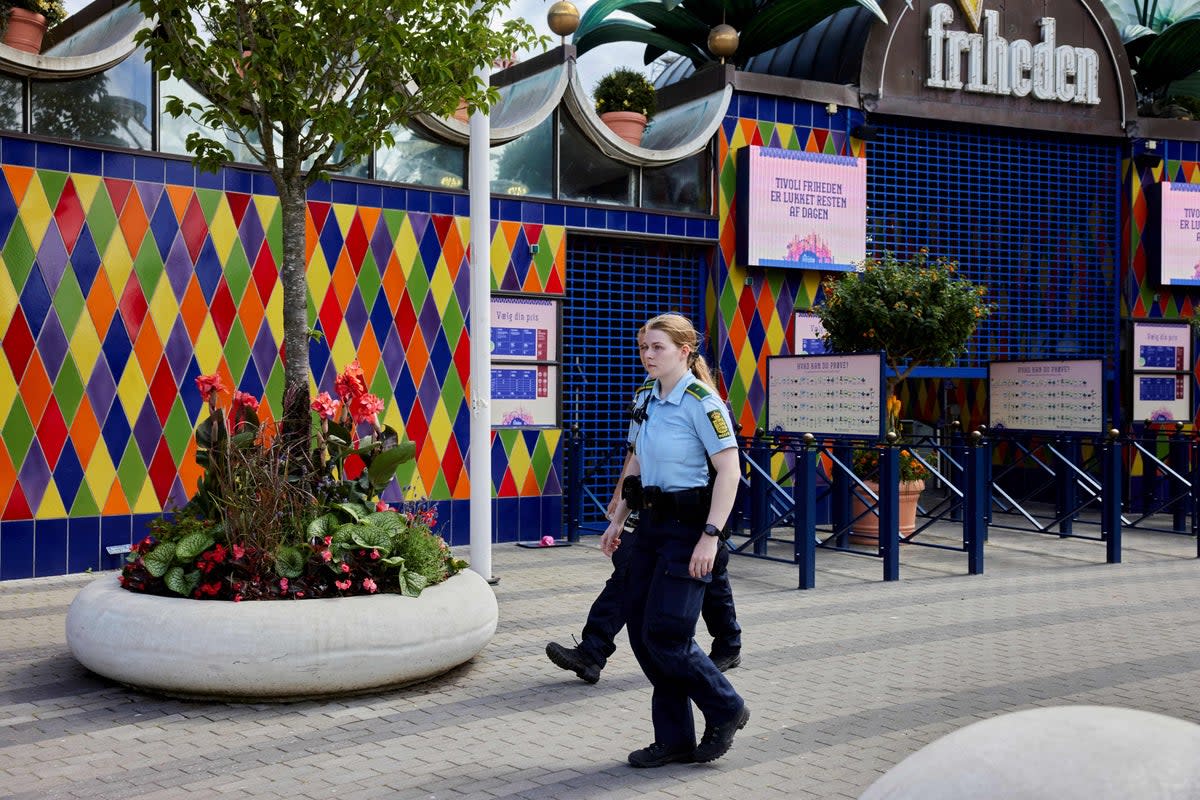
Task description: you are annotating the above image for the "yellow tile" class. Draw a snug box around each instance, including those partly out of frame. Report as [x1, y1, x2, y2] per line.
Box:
[306, 248, 331, 301]
[392, 217, 417, 278]
[36, 483, 67, 518]
[116, 358, 149, 420]
[18, 176, 52, 243]
[193, 316, 223, 374]
[133, 480, 161, 514]
[68, 316, 101, 381]
[208, 196, 238, 262]
[147, 278, 180, 344]
[0, 265, 15, 330]
[427, 401, 453, 455]
[84, 445, 116, 503]
[264, 283, 284, 341]
[72, 173, 102, 212]
[505, 434, 532, 481]
[428, 260, 453, 315]
[102, 235, 134, 296]
[332, 203, 357, 236]
[0, 357, 14, 422]
[329, 326, 356, 368]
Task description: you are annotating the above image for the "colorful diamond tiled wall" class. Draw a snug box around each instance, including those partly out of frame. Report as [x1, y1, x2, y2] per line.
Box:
[0, 139, 567, 576]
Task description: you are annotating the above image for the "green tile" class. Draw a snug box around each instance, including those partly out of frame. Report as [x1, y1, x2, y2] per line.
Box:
[2, 403, 34, 465]
[430, 470, 450, 501]
[132, 231, 164, 295]
[405, 259, 429, 309]
[117, 441, 147, 506]
[383, 209, 407, 240]
[531, 433, 552, 482]
[357, 252, 381, 308]
[53, 355, 86, 422]
[223, 240, 251, 302]
[37, 170, 68, 208]
[264, 206, 283, 261]
[53, 268, 86, 337]
[196, 188, 223, 224]
[441, 293, 464, 342]
[3, 220, 35, 291]
[163, 397, 194, 464]
[223, 320, 251, 378]
[394, 457, 416, 490]
[264, 360, 286, 408]
[719, 159, 738, 201]
[369, 367, 391, 401]
[440, 367, 464, 417]
[69, 482, 99, 517]
[85, 189, 118, 254]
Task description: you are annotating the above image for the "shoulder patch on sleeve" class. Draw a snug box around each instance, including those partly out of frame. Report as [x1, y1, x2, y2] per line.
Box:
[637, 378, 655, 393]
[707, 410, 732, 439]
[685, 382, 712, 401]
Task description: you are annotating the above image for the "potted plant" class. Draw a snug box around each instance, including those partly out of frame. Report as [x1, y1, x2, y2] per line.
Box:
[593, 66, 657, 146]
[848, 398, 930, 543]
[65, 361, 498, 700]
[815, 250, 994, 543]
[2, 0, 67, 54]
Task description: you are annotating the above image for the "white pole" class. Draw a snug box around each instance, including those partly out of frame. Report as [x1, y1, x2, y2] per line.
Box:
[468, 66, 494, 583]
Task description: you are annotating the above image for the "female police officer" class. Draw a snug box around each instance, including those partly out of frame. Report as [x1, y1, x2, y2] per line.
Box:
[600, 313, 749, 768]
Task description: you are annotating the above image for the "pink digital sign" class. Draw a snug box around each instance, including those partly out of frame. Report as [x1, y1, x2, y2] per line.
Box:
[1158, 182, 1200, 286]
[736, 146, 866, 271]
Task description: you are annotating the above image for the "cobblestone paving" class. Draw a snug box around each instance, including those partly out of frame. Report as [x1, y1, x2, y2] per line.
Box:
[2, 523, 1200, 799]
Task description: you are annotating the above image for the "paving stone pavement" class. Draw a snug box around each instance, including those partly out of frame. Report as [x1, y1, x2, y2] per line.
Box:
[3, 522, 1200, 799]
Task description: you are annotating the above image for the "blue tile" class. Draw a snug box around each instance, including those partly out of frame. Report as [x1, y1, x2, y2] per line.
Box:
[518, 496, 540, 541]
[225, 168, 253, 194]
[382, 186, 406, 210]
[103, 150, 135, 179]
[37, 142, 70, 171]
[195, 166, 222, 189]
[545, 204, 564, 226]
[646, 214, 666, 235]
[252, 172, 276, 196]
[453, 194, 470, 217]
[541, 495, 563, 539]
[759, 96, 777, 123]
[444, 499, 468, 546]
[666, 215, 686, 237]
[68, 517, 101, 574]
[607, 209, 627, 231]
[493, 497, 518, 542]
[307, 179, 332, 202]
[34, 518, 68, 577]
[2, 137, 36, 167]
[0, 520, 34, 580]
[332, 180, 357, 204]
[407, 189, 430, 213]
[431, 192, 454, 215]
[626, 211, 647, 233]
[565, 205, 586, 228]
[490, 197, 501, 218]
[586, 207, 608, 229]
[164, 158, 194, 186]
[134, 155, 165, 183]
[686, 218, 709, 239]
[357, 182, 382, 209]
[498, 199, 521, 221]
[71, 147, 103, 176]
[738, 94, 757, 119]
[521, 203, 544, 224]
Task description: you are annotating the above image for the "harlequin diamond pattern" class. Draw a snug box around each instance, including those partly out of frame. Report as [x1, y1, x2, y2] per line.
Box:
[0, 157, 567, 521]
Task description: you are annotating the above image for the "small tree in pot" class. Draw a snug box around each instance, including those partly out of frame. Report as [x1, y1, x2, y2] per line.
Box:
[593, 66, 657, 145]
[1, 0, 67, 53]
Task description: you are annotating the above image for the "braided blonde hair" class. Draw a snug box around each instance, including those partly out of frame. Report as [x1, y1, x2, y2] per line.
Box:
[642, 313, 717, 390]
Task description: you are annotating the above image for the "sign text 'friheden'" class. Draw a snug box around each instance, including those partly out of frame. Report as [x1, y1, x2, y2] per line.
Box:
[926, 4, 1100, 105]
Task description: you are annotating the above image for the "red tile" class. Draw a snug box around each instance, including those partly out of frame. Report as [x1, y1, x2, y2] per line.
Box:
[209, 280, 237, 343]
[226, 192, 251, 227]
[180, 194, 208, 264]
[148, 438, 178, 505]
[308, 201, 331, 233]
[2, 483, 31, 520]
[394, 291, 416, 349]
[2, 308, 35, 382]
[149, 358, 177, 425]
[344, 213, 369, 273]
[251, 243, 278, 305]
[118, 274, 148, 342]
[104, 178, 133, 216]
[54, 178, 86, 255]
[36, 398, 68, 469]
[317, 287, 343, 345]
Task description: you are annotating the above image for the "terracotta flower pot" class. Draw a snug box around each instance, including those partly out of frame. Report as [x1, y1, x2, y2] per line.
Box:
[849, 479, 925, 547]
[3, 8, 48, 54]
[600, 110, 648, 146]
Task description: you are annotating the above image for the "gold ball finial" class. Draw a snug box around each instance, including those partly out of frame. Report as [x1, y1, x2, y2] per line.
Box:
[707, 23, 739, 60]
[548, 1, 580, 38]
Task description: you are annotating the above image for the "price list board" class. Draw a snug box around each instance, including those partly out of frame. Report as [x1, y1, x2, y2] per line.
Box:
[766, 353, 885, 438]
[490, 296, 560, 427]
[1132, 322, 1190, 372]
[988, 359, 1104, 433]
[1130, 322, 1192, 423]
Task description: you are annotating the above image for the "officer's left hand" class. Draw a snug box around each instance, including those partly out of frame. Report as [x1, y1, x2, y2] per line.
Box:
[689, 533, 720, 579]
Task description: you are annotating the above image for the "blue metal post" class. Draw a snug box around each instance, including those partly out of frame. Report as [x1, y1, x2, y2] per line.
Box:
[565, 424, 583, 542]
[751, 433, 770, 556]
[1192, 438, 1200, 559]
[1169, 423, 1189, 533]
[949, 422, 963, 522]
[965, 432, 986, 575]
[795, 436, 817, 589]
[1058, 437, 1078, 537]
[833, 441, 851, 546]
[1102, 430, 1122, 564]
[880, 442, 900, 581]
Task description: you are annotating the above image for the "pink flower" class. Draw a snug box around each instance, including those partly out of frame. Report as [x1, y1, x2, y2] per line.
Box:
[321, 550, 332, 562]
[323, 536, 332, 546]
[311, 391, 341, 421]
[349, 393, 384, 425]
[362, 578, 377, 593]
[231, 390, 259, 412]
[279, 578, 288, 592]
[335, 579, 351, 591]
[335, 360, 368, 401]
[420, 508, 437, 526]
[340, 563, 350, 574]
[210, 543, 227, 562]
[376, 500, 392, 512]
[370, 549, 380, 560]
[233, 594, 243, 603]
[232, 544, 245, 559]
[195, 373, 226, 406]
[540, 535, 555, 547]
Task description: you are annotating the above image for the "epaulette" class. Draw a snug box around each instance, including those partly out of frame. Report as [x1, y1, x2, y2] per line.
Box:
[684, 382, 712, 401]
[635, 378, 655, 394]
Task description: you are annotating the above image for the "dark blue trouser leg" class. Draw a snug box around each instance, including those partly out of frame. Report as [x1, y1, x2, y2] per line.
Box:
[577, 534, 633, 668]
[701, 544, 740, 655]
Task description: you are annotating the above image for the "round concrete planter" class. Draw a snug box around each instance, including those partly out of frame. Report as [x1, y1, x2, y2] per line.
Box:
[66, 570, 498, 701]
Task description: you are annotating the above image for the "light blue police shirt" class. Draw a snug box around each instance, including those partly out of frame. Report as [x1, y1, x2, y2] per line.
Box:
[634, 373, 737, 492]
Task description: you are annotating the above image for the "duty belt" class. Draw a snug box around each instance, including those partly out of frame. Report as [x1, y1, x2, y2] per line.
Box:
[640, 484, 711, 525]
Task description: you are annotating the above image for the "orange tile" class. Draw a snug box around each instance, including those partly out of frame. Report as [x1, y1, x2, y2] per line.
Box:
[0, 439, 14, 510]
[118, 191, 148, 260]
[180, 277, 209, 341]
[69, 396, 101, 468]
[19, 353, 52, 427]
[380, 252, 406, 307]
[236, 283, 266, 340]
[3, 165, 34, 206]
[356, 329, 382, 377]
[165, 184, 193, 222]
[133, 322, 163, 381]
[331, 252, 357, 309]
[85, 269, 118, 343]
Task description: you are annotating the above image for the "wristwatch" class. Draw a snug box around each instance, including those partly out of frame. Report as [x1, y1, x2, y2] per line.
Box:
[703, 523, 722, 538]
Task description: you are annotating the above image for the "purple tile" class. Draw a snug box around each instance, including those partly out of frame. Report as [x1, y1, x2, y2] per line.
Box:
[37, 312, 68, 380]
[238, 206, 265, 265]
[417, 363, 442, 416]
[134, 180, 165, 221]
[379, 326, 406, 378]
[167, 475, 189, 509]
[250, 325, 279, 384]
[85, 359, 117, 417]
[418, 297, 442, 344]
[164, 318, 194, 381]
[164, 236, 194, 300]
[407, 211, 429, 243]
[17, 442, 51, 512]
[369, 216, 393, 271]
[132, 398, 162, 464]
[453, 262, 470, 310]
[36, 225, 69, 294]
[343, 292, 368, 346]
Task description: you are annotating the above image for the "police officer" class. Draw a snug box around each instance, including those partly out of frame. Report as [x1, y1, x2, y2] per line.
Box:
[544, 374, 742, 683]
[601, 313, 748, 768]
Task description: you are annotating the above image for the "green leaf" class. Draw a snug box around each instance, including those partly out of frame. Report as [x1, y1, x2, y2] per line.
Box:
[336, 502, 366, 521]
[1136, 16, 1200, 90]
[350, 525, 393, 554]
[274, 546, 307, 579]
[400, 570, 428, 597]
[229, 430, 258, 450]
[164, 566, 200, 597]
[367, 443, 415, 488]
[365, 511, 405, 532]
[574, 20, 709, 65]
[577, 0, 662, 39]
[379, 555, 405, 568]
[175, 532, 216, 562]
[143, 542, 177, 578]
[195, 413, 227, 448]
[307, 513, 341, 539]
[741, 0, 887, 58]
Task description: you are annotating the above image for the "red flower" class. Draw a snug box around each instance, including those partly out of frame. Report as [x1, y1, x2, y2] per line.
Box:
[232, 544, 245, 559]
[210, 543, 228, 562]
[279, 578, 289, 593]
[362, 578, 377, 593]
[335, 360, 368, 401]
[311, 391, 341, 421]
[370, 549, 380, 560]
[233, 594, 243, 603]
[323, 536, 332, 546]
[195, 374, 226, 404]
[375, 500, 392, 512]
[321, 550, 332, 562]
[340, 563, 350, 574]
[231, 391, 259, 413]
[335, 579, 351, 591]
[420, 508, 437, 526]
[349, 393, 384, 425]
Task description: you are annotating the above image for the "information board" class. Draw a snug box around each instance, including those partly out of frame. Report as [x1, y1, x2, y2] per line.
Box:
[1156, 182, 1200, 286]
[766, 353, 885, 437]
[1131, 322, 1190, 372]
[491, 365, 558, 427]
[988, 359, 1104, 433]
[793, 312, 830, 355]
[490, 297, 557, 361]
[1132, 374, 1191, 423]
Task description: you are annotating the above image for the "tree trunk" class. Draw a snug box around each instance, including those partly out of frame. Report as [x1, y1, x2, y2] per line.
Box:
[277, 181, 312, 452]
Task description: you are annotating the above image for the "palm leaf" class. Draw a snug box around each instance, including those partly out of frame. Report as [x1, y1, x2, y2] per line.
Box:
[1136, 15, 1200, 90]
[626, 2, 711, 41]
[576, 0, 659, 40]
[740, 0, 886, 58]
[575, 20, 710, 65]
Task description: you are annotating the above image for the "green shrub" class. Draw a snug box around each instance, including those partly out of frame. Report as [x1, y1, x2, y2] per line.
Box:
[593, 67, 657, 120]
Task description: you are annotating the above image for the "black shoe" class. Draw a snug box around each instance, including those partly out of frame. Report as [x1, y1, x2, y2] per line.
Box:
[627, 742, 695, 768]
[693, 705, 750, 763]
[709, 650, 741, 672]
[545, 642, 601, 684]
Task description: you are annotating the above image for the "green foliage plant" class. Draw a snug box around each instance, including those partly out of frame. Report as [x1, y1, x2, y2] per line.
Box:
[133, 0, 544, 443]
[4, 0, 67, 27]
[594, 67, 658, 119]
[1098, 0, 1200, 102]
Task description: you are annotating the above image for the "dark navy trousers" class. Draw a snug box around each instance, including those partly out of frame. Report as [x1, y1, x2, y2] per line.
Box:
[623, 518, 743, 749]
[577, 528, 741, 669]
